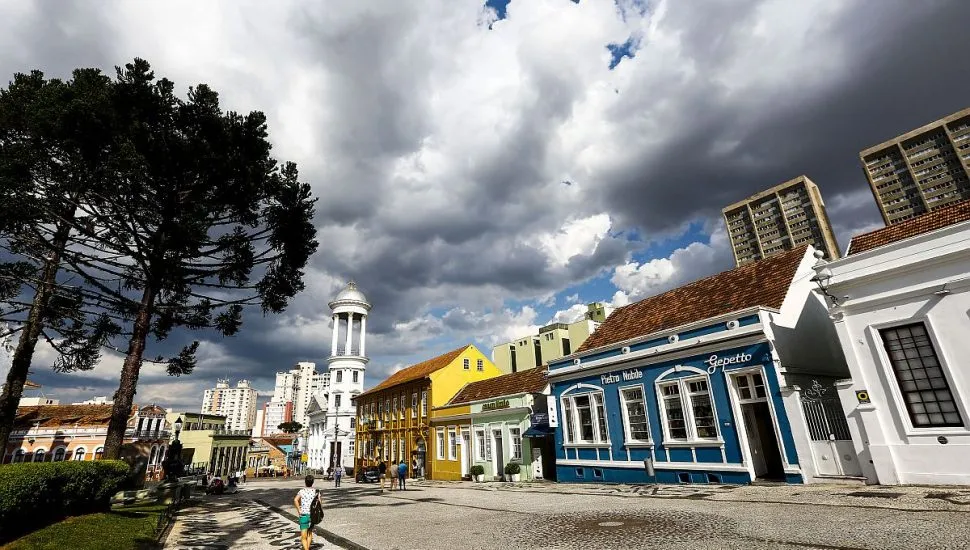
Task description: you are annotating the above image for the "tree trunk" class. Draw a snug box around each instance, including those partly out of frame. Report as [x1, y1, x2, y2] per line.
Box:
[102, 284, 156, 460]
[0, 220, 73, 453]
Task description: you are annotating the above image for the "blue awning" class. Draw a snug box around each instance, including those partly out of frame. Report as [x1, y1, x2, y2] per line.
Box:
[523, 423, 553, 438]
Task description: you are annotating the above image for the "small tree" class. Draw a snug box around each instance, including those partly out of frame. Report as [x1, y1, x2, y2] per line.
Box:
[278, 421, 303, 434]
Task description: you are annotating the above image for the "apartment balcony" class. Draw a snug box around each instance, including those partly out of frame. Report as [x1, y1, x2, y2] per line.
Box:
[129, 429, 171, 440]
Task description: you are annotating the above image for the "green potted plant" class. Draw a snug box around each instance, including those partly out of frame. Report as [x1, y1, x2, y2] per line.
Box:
[470, 464, 485, 482]
[504, 462, 521, 482]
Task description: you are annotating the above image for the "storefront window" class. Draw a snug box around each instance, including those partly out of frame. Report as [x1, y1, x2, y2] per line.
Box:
[575, 395, 594, 442]
[620, 387, 650, 442]
[436, 428, 445, 459]
[475, 429, 486, 460]
[562, 399, 574, 443]
[659, 376, 719, 442]
[509, 428, 522, 460]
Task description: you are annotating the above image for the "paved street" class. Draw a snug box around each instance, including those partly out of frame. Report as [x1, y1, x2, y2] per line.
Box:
[164, 479, 970, 550]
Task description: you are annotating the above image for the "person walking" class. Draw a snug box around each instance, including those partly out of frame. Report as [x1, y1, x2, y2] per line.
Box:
[389, 457, 398, 492]
[398, 461, 407, 490]
[378, 459, 387, 492]
[294, 475, 323, 550]
[334, 465, 342, 487]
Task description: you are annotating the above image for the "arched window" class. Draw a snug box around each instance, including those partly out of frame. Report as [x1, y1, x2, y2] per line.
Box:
[149, 445, 159, 465]
[560, 384, 609, 444]
[13, 449, 26, 463]
[34, 449, 46, 462]
[159, 445, 167, 463]
[73, 448, 87, 461]
[94, 447, 104, 460]
[52, 447, 66, 462]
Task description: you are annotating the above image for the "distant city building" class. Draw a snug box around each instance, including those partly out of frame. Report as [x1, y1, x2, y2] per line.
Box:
[201, 379, 258, 431]
[18, 397, 59, 406]
[723, 175, 840, 267]
[860, 107, 970, 225]
[251, 408, 266, 439]
[491, 302, 611, 374]
[74, 396, 113, 405]
[262, 400, 294, 435]
[270, 362, 331, 429]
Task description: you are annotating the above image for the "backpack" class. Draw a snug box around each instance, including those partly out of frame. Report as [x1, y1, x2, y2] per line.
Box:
[310, 491, 324, 525]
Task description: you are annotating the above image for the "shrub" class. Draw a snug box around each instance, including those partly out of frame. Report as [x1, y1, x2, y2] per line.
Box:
[0, 460, 130, 543]
[470, 465, 485, 476]
[504, 462, 520, 475]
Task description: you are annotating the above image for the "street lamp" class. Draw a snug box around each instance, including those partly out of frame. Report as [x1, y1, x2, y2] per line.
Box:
[810, 251, 844, 306]
[174, 417, 183, 442]
[162, 416, 185, 482]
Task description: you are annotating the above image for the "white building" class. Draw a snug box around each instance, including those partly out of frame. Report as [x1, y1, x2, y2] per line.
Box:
[815, 200, 970, 485]
[262, 400, 293, 435]
[252, 408, 266, 439]
[74, 396, 113, 405]
[306, 281, 369, 473]
[271, 362, 331, 429]
[201, 379, 258, 431]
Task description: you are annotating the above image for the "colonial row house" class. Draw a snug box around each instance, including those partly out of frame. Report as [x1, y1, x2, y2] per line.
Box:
[353, 344, 502, 479]
[3, 403, 171, 479]
[548, 245, 865, 485]
[432, 366, 553, 482]
[815, 199, 970, 485]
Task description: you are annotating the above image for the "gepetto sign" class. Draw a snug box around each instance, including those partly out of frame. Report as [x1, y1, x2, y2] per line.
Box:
[705, 352, 753, 374]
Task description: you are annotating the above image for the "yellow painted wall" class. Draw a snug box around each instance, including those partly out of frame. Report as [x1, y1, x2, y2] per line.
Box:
[429, 421, 470, 481]
[428, 345, 504, 408]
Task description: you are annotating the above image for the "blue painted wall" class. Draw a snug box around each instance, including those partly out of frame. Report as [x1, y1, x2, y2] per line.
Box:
[551, 339, 801, 484]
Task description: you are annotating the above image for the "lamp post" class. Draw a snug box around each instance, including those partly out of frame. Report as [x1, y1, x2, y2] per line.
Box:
[161, 416, 185, 482]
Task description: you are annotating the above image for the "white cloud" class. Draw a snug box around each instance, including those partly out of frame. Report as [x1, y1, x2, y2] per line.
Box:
[530, 213, 614, 267]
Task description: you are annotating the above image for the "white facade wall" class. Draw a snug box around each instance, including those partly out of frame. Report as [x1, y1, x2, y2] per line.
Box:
[821, 221, 970, 485]
[263, 401, 291, 435]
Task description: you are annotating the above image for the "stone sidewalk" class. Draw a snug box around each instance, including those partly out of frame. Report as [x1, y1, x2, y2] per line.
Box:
[409, 479, 970, 512]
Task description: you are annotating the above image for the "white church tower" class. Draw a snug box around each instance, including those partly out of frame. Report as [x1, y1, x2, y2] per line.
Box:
[323, 281, 370, 472]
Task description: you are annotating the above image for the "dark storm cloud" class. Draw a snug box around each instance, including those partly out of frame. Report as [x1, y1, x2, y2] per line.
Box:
[601, 0, 970, 237]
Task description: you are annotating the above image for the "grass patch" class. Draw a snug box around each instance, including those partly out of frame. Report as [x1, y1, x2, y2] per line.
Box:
[2, 503, 168, 550]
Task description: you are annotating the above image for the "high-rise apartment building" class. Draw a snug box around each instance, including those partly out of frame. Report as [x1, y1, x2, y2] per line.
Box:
[262, 400, 293, 435]
[491, 302, 611, 374]
[269, 362, 332, 429]
[723, 175, 840, 267]
[860, 107, 970, 225]
[201, 379, 258, 431]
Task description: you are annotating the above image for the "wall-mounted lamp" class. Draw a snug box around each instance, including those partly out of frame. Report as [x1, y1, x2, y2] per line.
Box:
[810, 264, 845, 306]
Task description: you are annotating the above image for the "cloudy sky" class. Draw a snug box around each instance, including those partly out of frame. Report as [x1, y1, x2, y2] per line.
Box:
[2, 0, 969, 411]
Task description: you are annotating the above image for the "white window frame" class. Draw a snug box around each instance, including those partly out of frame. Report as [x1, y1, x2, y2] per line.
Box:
[33, 448, 46, 463]
[411, 393, 418, 418]
[509, 427, 522, 460]
[655, 374, 721, 445]
[400, 394, 406, 419]
[336, 371, 342, 383]
[73, 447, 87, 461]
[476, 359, 484, 372]
[334, 394, 342, 410]
[421, 391, 428, 417]
[52, 446, 66, 462]
[463, 358, 470, 370]
[619, 384, 652, 445]
[474, 428, 486, 461]
[867, 319, 968, 435]
[436, 428, 445, 459]
[559, 387, 609, 445]
[448, 427, 458, 461]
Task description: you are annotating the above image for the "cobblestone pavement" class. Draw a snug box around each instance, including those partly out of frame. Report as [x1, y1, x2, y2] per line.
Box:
[164, 497, 312, 549]
[166, 479, 970, 549]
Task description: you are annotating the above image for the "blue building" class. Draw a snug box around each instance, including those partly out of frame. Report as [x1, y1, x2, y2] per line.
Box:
[548, 246, 864, 485]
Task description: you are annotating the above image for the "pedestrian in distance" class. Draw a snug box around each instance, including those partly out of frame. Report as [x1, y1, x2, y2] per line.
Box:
[398, 461, 407, 490]
[411, 457, 418, 479]
[378, 459, 387, 492]
[334, 465, 342, 487]
[294, 475, 324, 550]
[389, 457, 398, 491]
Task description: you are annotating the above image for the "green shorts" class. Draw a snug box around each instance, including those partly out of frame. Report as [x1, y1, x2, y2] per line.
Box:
[299, 514, 311, 531]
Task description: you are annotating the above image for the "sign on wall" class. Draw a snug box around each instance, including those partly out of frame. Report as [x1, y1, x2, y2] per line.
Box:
[547, 398, 558, 428]
[530, 413, 549, 426]
[855, 390, 871, 404]
[482, 399, 510, 412]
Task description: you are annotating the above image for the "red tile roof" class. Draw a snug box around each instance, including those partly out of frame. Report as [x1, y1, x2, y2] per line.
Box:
[14, 405, 113, 429]
[849, 199, 970, 255]
[576, 246, 808, 354]
[356, 345, 472, 399]
[447, 367, 548, 406]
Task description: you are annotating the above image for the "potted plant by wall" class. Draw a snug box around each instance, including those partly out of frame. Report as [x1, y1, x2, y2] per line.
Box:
[470, 464, 485, 482]
[504, 462, 521, 482]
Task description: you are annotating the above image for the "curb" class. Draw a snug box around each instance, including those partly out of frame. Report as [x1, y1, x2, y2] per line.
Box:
[253, 499, 370, 550]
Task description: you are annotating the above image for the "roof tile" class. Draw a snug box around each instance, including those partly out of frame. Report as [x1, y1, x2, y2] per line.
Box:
[576, 246, 808, 354]
[15, 405, 114, 429]
[849, 199, 970, 255]
[356, 345, 472, 399]
[447, 367, 548, 406]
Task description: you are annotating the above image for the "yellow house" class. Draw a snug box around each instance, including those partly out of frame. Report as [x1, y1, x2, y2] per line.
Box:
[353, 344, 502, 480]
[429, 402, 471, 481]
